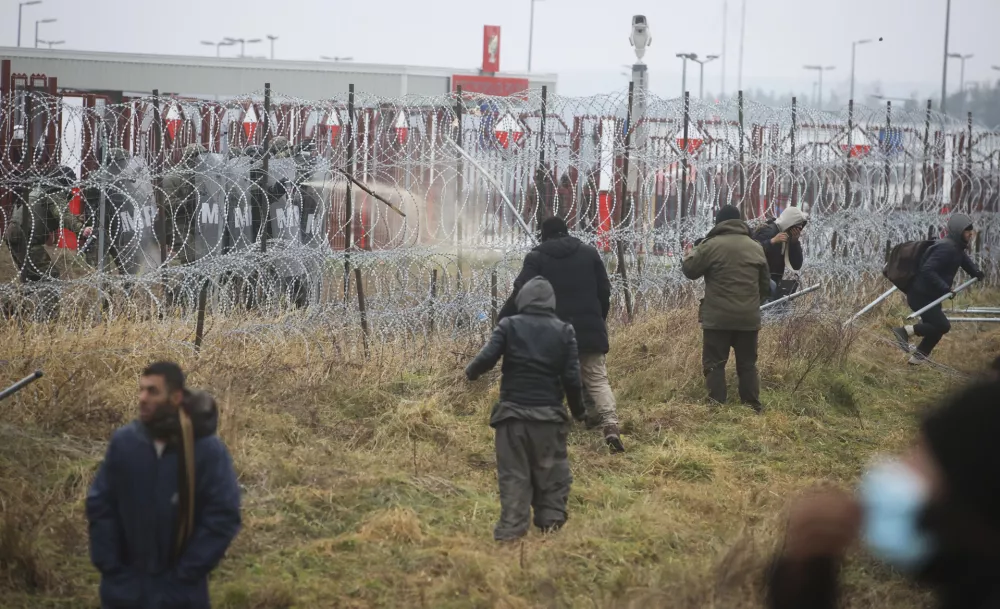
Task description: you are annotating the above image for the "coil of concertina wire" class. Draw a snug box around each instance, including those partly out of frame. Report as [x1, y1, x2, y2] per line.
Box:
[0, 89, 997, 340]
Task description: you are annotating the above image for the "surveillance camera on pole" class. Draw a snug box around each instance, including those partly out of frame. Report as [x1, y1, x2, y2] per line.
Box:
[629, 15, 651, 63]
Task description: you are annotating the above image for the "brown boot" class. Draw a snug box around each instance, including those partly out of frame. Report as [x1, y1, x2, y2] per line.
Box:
[603, 425, 625, 454]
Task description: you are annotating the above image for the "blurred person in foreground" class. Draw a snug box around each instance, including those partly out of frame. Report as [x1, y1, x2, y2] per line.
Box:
[768, 373, 1000, 609]
[498, 216, 624, 453]
[86, 362, 241, 609]
[682, 205, 771, 411]
[466, 276, 586, 542]
[891, 213, 984, 366]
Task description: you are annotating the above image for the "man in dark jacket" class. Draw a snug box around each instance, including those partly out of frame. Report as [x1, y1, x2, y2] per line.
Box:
[767, 373, 1000, 609]
[498, 216, 623, 453]
[754, 206, 808, 299]
[891, 213, 984, 365]
[682, 206, 771, 411]
[86, 362, 241, 609]
[467, 276, 585, 542]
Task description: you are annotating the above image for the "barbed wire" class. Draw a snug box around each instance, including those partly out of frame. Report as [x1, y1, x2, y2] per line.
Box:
[0, 88, 997, 342]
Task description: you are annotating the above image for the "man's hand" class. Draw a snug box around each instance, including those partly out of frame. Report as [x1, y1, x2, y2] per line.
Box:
[782, 489, 862, 561]
[771, 232, 789, 245]
[788, 227, 802, 242]
[974, 270, 986, 281]
[81, 226, 93, 239]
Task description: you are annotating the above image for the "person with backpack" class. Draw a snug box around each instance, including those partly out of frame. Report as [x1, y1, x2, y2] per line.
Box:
[466, 276, 585, 542]
[890, 214, 984, 365]
[754, 207, 809, 300]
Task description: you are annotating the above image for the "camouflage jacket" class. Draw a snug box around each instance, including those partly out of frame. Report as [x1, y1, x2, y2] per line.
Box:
[5, 187, 84, 247]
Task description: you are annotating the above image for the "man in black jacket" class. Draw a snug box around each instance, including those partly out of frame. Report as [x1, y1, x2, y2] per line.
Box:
[891, 213, 984, 364]
[498, 217, 624, 453]
[767, 373, 1000, 609]
[466, 276, 585, 542]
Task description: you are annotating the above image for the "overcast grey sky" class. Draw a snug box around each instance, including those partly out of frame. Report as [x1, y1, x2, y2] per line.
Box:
[5, 0, 999, 99]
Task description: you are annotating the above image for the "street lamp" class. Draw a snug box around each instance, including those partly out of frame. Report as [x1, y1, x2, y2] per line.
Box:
[947, 53, 973, 94]
[224, 37, 262, 58]
[528, 0, 544, 72]
[267, 34, 278, 60]
[677, 52, 696, 98]
[201, 40, 234, 57]
[34, 17, 55, 49]
[17, 1, 41, 47]
[849, 38, 873, 102]
[689, 54, 720, 100]
[940, 0, 952, 115]
[37, 38, 63, 49]
[803, 65, 835, 110]
[320, 56, 354, 62]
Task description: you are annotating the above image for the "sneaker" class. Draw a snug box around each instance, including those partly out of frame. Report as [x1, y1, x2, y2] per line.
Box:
[743, 401, 763, 414]
[604, 425, 626, 454]
[908, 354, 925, 366]
[891, 327, 912, 353]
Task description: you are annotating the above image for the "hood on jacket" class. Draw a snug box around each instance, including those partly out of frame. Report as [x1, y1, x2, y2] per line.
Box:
[706, 218, 751, 238]
[947, 213, 974, 247]
[775, 207, 809, 232]
[516, 276, 557, 313]
[145, 389, 219, 441]
[535, 235, 583, 259]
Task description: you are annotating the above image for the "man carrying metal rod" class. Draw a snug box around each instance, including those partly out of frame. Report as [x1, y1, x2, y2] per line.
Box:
[891, 214, 985, 366]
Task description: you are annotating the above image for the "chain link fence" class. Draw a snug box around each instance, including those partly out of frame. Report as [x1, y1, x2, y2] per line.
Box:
[1, 86, 998, 345]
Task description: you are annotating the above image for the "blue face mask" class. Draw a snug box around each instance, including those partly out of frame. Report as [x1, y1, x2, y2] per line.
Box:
[859, 460, 936, 573]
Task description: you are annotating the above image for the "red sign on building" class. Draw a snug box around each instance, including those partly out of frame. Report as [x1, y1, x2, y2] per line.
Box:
[482, 25, 501, 73]
[452, 75, 529, 98]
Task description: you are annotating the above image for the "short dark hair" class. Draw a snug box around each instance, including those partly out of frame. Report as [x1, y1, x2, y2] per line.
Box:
[540, 216, 569, 241]
[141, 361, 185, 393]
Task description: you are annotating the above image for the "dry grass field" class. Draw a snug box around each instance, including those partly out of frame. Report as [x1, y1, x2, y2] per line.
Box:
[1, 293, 997, 608]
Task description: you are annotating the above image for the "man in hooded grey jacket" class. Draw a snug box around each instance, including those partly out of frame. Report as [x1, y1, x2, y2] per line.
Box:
[466, 276, 585, 541]
[892, 213, 984, 364]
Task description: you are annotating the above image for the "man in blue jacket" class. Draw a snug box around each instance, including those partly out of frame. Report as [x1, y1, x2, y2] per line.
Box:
[891, 213, 985, 365]
[86, 362, 241, 609]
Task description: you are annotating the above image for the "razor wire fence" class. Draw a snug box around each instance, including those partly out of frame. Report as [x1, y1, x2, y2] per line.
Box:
[0, 86, 998, 342]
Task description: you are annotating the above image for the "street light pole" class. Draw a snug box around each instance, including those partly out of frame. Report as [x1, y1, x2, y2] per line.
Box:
[948, 53, 972, 93]
[38, 38, 63, 49]
[849, 39, 872, 102]
[804, 65, 835, 110]
[34, 17, 55, 49]
[528, 0, 543, 72]
[677, 53, 694, 98]
[202, 40, 234, 57]
[267, 35, 278, 60]
[18, 1, 42, 47]
[737, 0, 746, 91]
[690, 55, 720, 100]
[721, 0, 728, 97]
[940, 0, 952, 115]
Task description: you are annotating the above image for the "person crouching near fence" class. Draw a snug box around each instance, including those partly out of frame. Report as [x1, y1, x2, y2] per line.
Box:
[465, 276, 586, 542]
[891, 213, 985, 366]
[86, 362, 241, 609]
[754, 206, 808, 301]
[682, 205, 771, 412]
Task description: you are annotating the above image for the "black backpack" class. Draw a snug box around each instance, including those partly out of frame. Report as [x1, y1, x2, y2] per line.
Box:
[883, 240, 934, 293]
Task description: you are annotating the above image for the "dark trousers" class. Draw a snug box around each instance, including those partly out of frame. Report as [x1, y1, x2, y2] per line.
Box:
[907, 293, 951, 357]
[702, 329, 760, 406]
[494, 420, 571, 541]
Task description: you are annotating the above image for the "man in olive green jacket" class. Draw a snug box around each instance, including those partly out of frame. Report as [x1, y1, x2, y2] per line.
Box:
[681, 205, 771, 411]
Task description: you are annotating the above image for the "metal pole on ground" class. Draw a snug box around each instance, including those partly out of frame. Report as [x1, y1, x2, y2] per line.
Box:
[760, 284, 821, 311]
[907, 278, 979, 319]
[842, 286, 898, 327]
